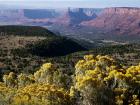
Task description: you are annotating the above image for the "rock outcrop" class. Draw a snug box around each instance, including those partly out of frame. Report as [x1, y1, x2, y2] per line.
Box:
[81, 7, 140, 35]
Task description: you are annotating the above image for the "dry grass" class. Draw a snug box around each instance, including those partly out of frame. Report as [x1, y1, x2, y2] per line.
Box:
[0, 35, 46, 49]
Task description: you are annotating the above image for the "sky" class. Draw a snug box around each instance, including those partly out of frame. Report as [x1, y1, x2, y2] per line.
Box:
[0, 0, 140, 9]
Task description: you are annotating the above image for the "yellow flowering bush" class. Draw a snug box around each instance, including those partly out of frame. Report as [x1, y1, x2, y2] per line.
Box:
[12, 83, 71, 105]
[73, 54, 140, 105]
[17, 73, 35, 88]
[0, 82, 15, 104]
[3, 72, 17, 88]
[34, 63, 56, 84]
[0, 54, 140, 105]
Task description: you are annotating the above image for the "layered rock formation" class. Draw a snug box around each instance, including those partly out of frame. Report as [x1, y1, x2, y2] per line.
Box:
[81, 7, 140, 35]
[53, 8, 97, 25]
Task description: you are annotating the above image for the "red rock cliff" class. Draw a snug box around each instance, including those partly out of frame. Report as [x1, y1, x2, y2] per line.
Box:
[81, 7, 140, 35]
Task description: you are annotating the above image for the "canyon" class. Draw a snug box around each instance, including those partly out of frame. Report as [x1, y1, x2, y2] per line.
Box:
[0, 7, 140, 36]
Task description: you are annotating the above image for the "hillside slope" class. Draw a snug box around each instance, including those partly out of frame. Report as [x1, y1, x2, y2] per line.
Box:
[27, 37, 86, 57]
[0, 25, 55, 36]
[0, 25, 86, 75]
[0, 25, 86, 57]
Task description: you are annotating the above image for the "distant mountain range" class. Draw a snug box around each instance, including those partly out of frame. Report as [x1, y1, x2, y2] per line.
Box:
[0, 7, 140, 36]
[0, 8, 102, 25]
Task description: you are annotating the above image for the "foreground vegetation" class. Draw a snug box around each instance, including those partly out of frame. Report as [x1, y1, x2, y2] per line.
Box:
[0, 54, 140, 105]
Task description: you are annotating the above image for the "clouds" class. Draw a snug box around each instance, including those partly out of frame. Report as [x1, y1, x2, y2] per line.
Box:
[0, 0, 139, 8]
